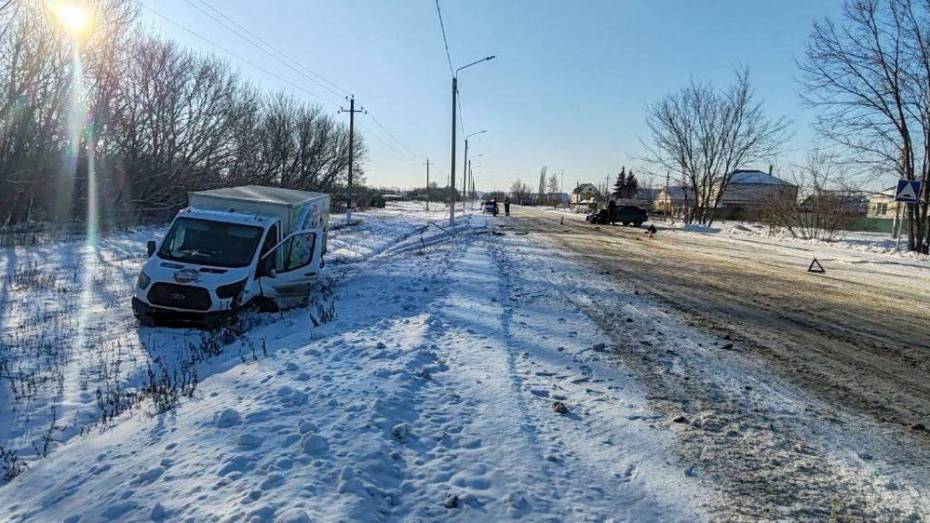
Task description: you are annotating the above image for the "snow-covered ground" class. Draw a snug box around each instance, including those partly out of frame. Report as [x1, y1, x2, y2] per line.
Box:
[0, 207, 709, 521]
[3, 202, 927, 520]
[680, 219, 930, 262]
[0, 203, 457, 481]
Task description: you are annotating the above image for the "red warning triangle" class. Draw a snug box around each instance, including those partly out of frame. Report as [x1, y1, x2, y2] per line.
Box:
[808, 258, 825, 273]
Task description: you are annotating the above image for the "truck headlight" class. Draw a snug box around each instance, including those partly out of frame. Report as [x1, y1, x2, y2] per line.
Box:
[136, 271, 151, 290]
[216, 279, 246, 300]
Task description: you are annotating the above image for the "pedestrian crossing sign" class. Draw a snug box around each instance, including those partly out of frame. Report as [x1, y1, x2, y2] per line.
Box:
[896, 180, 922, 203]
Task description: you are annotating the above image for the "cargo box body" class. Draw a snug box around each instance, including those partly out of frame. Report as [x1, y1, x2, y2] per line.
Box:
[188, 185, 330, 244]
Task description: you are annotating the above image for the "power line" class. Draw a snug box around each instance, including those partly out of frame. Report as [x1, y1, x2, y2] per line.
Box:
[167, 0, 421, 169]
[189, 0, 351, 99]
[140, 3, 341, 107]
[434, 0, 455, 76]
[365, 111, 419, 159]
[357, 121, 417, 162]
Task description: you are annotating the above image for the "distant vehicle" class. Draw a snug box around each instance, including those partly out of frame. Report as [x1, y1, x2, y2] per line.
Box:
[482, 200, 498, 215]
[133, 185, 330, 327]
[586, 205, 647, 227]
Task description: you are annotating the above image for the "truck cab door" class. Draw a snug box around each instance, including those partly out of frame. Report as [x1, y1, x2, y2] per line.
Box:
[257, 228, 324, 309]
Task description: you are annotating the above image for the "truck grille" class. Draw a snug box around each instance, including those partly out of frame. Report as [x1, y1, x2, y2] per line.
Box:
[147, 283, 212, 311]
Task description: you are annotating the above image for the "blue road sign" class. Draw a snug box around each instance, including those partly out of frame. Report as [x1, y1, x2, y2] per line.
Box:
[896, 180, 922, 203]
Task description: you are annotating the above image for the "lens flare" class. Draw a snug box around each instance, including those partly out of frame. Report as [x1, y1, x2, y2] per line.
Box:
[53, 4, 98, 353]
[50, 2, 92, 37]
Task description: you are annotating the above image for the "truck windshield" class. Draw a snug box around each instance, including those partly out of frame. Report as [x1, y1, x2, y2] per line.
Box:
[158, 217, 263, 268]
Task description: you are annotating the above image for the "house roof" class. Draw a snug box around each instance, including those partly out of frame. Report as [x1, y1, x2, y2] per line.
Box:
[660, 186, 694, 200]
[729, 170, 792, 186]
[572, 183, 600, 194]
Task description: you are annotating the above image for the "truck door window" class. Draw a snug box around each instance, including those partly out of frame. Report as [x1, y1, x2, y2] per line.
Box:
[283, 232, 317, 271]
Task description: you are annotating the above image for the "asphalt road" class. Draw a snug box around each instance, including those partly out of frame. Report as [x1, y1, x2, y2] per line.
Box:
[506, 205, 930, 439]
[496, 205, 930, 519]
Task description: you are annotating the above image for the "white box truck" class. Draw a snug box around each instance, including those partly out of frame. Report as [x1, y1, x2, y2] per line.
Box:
[133, 185, 330, 326]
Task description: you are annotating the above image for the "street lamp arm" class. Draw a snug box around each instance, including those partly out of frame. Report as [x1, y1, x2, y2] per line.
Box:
[456, 55, 496, 75]
[466, 129, 487, 139]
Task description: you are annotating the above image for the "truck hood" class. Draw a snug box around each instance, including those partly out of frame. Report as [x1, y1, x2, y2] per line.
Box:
[141, 255, 253, 288]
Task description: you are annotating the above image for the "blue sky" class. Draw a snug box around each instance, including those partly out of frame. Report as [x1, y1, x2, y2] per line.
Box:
[139, 0, 846, 192]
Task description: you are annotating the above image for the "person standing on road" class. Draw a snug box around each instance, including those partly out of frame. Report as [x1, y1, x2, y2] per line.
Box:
[607, 198, 617, 225]
[492, 198, 499, 216]
[504, 196, 511, 216]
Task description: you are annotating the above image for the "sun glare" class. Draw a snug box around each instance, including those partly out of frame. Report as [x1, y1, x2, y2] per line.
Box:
[51, 2, 92, 36]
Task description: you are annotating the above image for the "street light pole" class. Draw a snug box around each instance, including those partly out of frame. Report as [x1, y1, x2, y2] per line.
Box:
[462, 135, 467, 213]
[449, 55, 495, 227]
[463, 129, 486, 213]
[450, 77, 457, 226]
[424, 159, 431, 211]
[465, 160, 475, 207]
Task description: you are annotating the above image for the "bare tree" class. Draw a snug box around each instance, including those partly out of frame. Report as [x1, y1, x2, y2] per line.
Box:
[0, 1, 362, 231]
[800, 0, 930, 253]
[537, 166, 547, 205]
[643, 69, 790, 225]
[546, 172, 559, 205]
[510, 179, 531, 205]
[760, 151, 860, 240]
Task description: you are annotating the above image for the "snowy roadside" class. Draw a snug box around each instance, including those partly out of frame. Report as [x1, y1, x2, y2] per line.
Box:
[0, 214, 709, 522]
[0, 203, 458, 482]
[659, 216, 930, 263]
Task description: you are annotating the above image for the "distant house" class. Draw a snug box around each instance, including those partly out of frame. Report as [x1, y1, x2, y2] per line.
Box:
[653, 186, 694, 215]
[867, 187, 904, 219]
[634, 188, 660, 202]
[616, 188, 659, 210]
[799, 191, 869, 216]
[546, 192, 571, 205]
[718, 170, 798, 214]
[571, 183, 601, 206]
[652, 169, 797, 219]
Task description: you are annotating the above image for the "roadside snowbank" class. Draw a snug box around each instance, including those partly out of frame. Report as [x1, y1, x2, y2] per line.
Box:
[662, 218, 930, 263]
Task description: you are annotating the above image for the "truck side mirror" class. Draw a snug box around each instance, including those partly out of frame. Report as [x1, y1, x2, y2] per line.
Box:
[147, 240, 156, 257]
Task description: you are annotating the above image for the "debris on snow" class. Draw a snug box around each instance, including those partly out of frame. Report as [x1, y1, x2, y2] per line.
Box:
[391, 423, 409, 442]
[214, 408, 241, 428]
[300, 433, 328, 455]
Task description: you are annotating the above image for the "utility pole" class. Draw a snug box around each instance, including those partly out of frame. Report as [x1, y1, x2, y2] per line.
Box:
[665, 170, 671, 217]
[468, 160, 472, 207]
[339, 96, 364, 226]
[450, 77, 457, 226]
[462, 137, 468, 213]
[424, 159, 431, 211]
[449, 55, 495, 226]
